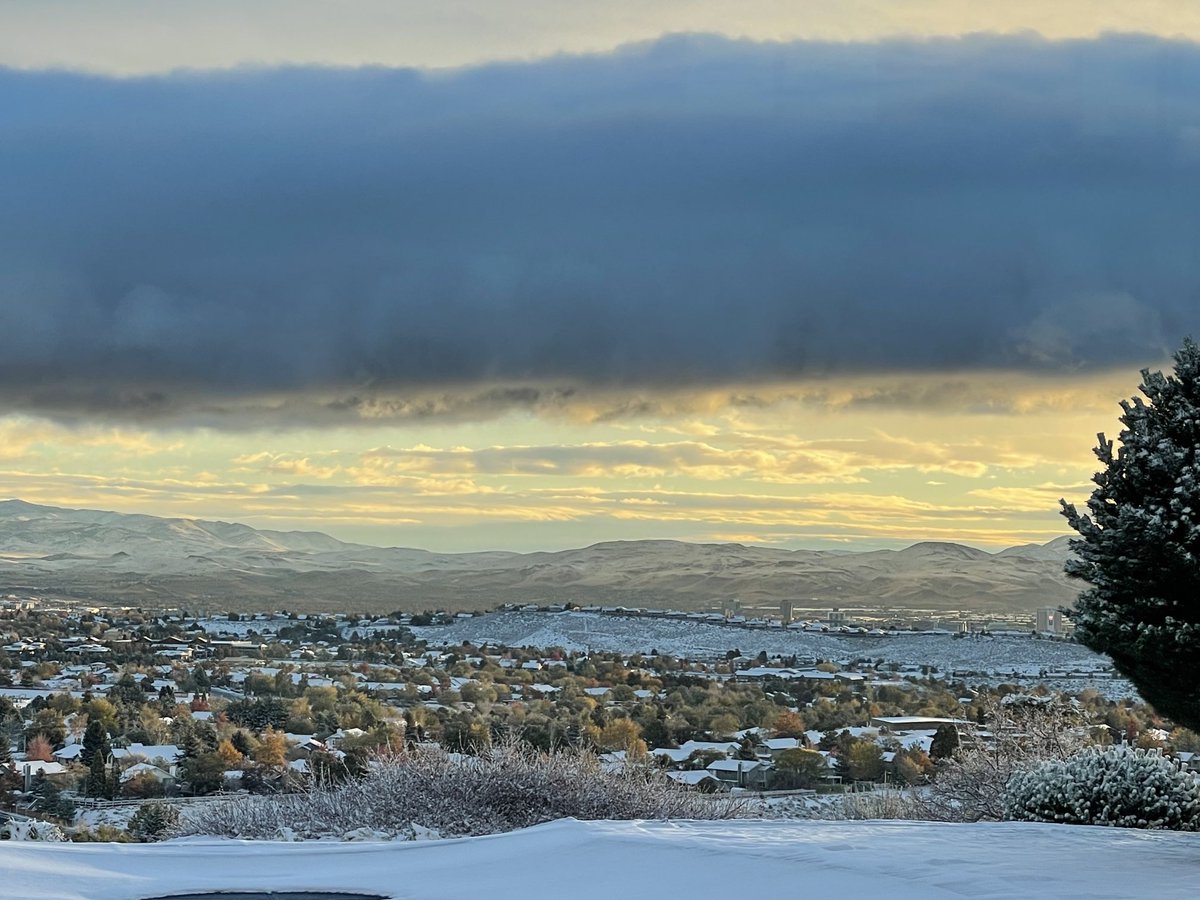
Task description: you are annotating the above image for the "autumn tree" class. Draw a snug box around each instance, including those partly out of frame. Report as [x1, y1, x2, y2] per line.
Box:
[768, 709, 806, 739]
[254, 728, 288, 768]
[598, 718, 646, 756]
[216, 739, 244, 769]
[25, 734, 54, 763]
[893, 748, 934, 785]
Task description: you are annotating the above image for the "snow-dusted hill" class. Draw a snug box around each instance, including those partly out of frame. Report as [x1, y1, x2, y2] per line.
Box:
[414, 609, 1111, 674]
[411, 610, 1134, 696]
[0, 499, 1077, 614]
[1, 818, 1196, 900]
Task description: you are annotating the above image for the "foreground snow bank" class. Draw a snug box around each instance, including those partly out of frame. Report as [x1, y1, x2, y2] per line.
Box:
[2, 818, 1198, 900]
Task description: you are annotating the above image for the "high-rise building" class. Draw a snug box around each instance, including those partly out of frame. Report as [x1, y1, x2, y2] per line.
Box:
[1036, 607, 1067, 633]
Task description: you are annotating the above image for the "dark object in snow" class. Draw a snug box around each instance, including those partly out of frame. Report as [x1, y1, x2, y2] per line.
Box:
[142, 893, 385, 900]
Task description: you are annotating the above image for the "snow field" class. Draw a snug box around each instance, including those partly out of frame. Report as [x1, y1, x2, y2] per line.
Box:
[2, 818, 1198, 900]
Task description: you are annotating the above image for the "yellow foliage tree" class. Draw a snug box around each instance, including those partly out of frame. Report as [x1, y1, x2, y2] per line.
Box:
[769, 710, 806, 738]
[216, 738, 244, 768]
[254, 728, 287, 768]
[595, 720, 643, 753]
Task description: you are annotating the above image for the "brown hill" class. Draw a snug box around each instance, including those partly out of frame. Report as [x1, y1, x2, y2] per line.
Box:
[0, 499, 1076, 614]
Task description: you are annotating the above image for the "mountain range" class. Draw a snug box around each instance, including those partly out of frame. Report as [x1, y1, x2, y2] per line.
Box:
[0, 499, 1077, 614]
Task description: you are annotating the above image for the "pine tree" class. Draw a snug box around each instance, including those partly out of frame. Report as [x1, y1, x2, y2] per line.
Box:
[1062, 338, 1200, 731]
[31, 774, 75, 820]
[107, 756, 121, 800]
[230, 730, 255, 758]
[85, 750, 109, 798]
[81, 720, 110, 768]
[930, 724, 960, 760]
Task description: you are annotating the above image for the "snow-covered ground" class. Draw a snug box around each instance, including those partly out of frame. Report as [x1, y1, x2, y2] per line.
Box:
[2, 818, 1198, 900]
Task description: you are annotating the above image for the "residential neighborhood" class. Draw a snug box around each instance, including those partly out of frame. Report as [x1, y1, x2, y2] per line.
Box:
[1, 591, 1196, 841]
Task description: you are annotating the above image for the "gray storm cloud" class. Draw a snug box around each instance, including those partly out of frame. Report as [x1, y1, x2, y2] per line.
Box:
[0, 33, 1197, 425]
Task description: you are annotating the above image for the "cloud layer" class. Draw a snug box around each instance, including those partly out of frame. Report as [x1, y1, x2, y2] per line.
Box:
[3, 2, 1199, 74]
[2, 33, 1197, 425]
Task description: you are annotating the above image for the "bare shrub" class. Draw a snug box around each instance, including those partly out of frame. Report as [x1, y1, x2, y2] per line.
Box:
[182, 740, 742, 841]
[834, 788, 927, 820]
[803, 695, 1095, 823]
[914, 694, 1093, 822]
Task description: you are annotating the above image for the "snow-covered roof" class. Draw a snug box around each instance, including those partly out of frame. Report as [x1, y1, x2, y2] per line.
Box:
[120, 762, 171, 782]
[111, 743, 181, 764]
[871, 716, 965, 728]
[666, 770, 720, 786]
[14, 760, 69, 776]
[764, 738, 801, 751]
[651, 740, 740, 764]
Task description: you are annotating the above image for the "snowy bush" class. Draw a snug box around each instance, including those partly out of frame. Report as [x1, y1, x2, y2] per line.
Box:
[1004, 747, 1200, 830]
[0, 819, 67, 841]
[127, 802, 182, 841]
[182, 741, 741, 841]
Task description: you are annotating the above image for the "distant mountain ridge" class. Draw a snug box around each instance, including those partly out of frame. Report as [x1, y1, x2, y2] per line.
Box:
[0, 499, 1077, 614]
[0, 498, 362, 556]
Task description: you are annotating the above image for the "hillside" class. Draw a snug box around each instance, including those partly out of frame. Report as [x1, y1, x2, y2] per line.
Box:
[0, 499, 1077, 614]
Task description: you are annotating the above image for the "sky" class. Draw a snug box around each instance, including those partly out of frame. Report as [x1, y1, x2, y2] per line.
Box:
[0, 1, 1197, 552]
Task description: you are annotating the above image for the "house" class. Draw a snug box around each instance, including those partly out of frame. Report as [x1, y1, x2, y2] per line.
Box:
[705, 758, 770, 789]
[52, 744, 85, 764]
[870, 716, 966, 734]
[111, 743, 182, 770]
[666, 770, 724, 791]
[120, 762, 174, 786]
[651, 740, 739, 765]
[324, 729, 365, 750]
[762, 737, 802, 758]
[7, 759, 72, 792]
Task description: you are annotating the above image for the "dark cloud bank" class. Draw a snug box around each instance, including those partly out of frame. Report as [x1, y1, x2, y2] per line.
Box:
[1, 33, 1198, 425]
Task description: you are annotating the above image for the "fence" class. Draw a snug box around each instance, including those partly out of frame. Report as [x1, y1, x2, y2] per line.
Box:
[70, 792, 241, 811]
